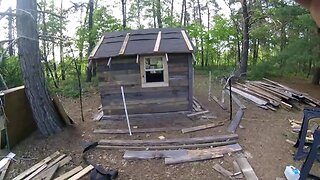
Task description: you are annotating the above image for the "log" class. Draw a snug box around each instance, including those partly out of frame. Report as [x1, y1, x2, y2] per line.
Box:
[68, 165, 94, 180]
[53, 166, 83, 180]
[94, 126, 184, 134]
[99, 134, 238, 146]
[228, 109, 244, 133]
[181, 122, 224, 133]
[236, 157, 258, 180]
[98, 140, 238, 150]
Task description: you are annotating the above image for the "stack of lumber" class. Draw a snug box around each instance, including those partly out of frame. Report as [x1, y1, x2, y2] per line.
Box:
[229, 78, 320, 111]
[192, 97, 207, 112]
[12, 151, 93, 180]
[97, 134, 239, 150]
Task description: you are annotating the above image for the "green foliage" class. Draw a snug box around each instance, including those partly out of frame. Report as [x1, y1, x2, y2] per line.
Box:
[0, 56, 23, 88]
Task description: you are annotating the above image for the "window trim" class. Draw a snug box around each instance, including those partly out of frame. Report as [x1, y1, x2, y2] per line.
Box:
[140, 55, 169, 88]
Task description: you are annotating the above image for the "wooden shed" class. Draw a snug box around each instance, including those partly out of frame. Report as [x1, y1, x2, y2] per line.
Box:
[89, 28, 195, 116]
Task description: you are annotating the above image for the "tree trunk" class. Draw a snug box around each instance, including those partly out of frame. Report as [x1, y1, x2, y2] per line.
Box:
[180, 0, 185, 26]
[170, 0, 174, 26]
[60, 0, 65, 80]
[152, 0, 157, 28]
[312, 67, 320, 85]
[137, 0, 141, 28]
[156, 0, 162, 28]
[52, 42, 58, 81]
[121, 0, 126, 29]
[239, 0, 249, 76]
[197, 0, 204, 67]
[16, 0, 63, 136]
[252, 38, 259, 66]
[86, 0, 94, 82]
[205, 4, 210, 67]
[8, 7, 13, 56]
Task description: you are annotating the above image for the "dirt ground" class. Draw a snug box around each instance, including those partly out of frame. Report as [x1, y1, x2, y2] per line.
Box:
[4, 74, 320, 179]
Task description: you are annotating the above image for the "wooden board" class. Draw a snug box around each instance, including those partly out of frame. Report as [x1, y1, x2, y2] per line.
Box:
[119, 33, 130, 55]
[153, 31, 161, 52]
[228, 109, 244, 133]
[98, 140, 237, 150]
[164, 143, 242, 165]
[187, 110, 209, 117]
[181, 122, 224, 134]
[94, 126, 184, 134]
[53, 166, 83, 180]
[236, 157, 258, 180]
[99, 134, 238, 146]
[0, 160, 10, 180]
[210, 95, 226, 109]
[124, 150, 188, 159]
[24, 164, 47, 180]
[230, 87, 268, 106]
[233, 160, 244, 179]
[34, 156, 72, 180]
[225, 90, 246, 109]
[52, 95, 74, 125]
[213, 164, 234, 178]
[13, 151, 60, 180]
[181, 30, 193, 51]
[44, 164, 59, 180]
[68, 165, 94, 180]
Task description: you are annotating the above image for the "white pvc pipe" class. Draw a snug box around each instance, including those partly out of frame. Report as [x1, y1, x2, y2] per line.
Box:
[121, 86, 132, 136]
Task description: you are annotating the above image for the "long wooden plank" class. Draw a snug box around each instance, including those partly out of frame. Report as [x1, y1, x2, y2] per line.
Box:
[230, 87, 268, 106]
[233, 160, 244, 178]
[153, 31, 161, 52]
[213, 164, 234, 178]
[236, 157, 258, 180]
[68, 165, 94, 180]
[94, 126, 184, 134]
[44, 164, 59, 180]
[124, 150, 188, 160]
[97, 140, 238, 150]
[0, 160, 10, 180]
[225, 90, 246, 109]
[47, 154, 66, 169]
[165, 143, 242, 165]
[24, 164, 47, 180]
[99, 134, 238, 146]
[119, 33, 130, 55]
[187, 110, 209, 117]
[13, 151, 60, 180]
[228, 109, 244, 133]
[181, 30, 193, 51]
[34, 156, 72, 180]
[210, 95, 226, 109]
[54, 166, 83, 180]
[181, 122, 224, 134]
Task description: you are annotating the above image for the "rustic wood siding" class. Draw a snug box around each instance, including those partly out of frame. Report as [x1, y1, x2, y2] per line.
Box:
[97, 54, 192, 115]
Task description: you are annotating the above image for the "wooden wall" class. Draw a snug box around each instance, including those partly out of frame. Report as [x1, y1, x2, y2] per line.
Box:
[96, 53, 192, 115]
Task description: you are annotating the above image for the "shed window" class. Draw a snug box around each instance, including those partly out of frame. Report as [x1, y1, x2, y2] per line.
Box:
[140, 56, 169, 88]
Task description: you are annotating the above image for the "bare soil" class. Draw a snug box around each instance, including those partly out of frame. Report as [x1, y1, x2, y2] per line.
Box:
[5, 74, 320, 180]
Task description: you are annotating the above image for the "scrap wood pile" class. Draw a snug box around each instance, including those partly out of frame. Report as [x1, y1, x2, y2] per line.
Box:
[6, 151, 93, 180]
[229, 78, 320, 111]
[288, 118, 318, 143]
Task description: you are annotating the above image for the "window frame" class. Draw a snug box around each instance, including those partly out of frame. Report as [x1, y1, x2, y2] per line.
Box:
[140, 55, 169, 88]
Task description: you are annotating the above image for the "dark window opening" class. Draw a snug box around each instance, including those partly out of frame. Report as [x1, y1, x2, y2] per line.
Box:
[146, 70, 164, 82]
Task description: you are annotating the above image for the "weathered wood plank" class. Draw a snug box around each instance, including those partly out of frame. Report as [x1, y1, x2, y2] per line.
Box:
[0, 160, 10, 180]
[213, 164, 234, 178]
[99, 134, 238, 146]
[98, 140, 237, 150]
[164, 143, 242, 165]
[210, 95, 226, 109]
[94, 126, 184, 134]
[230, 87, 268, 106]
[44, 164, 59, 180]
[181, 122, 224, 134]
[119, 33, 130, 54]
[181, 30, 193, 51]
[187, 110, 209, 117]
[225, 90, 246, 109]
[13, 151, 60, 180]
[68, 165, 94, 180]
[24, 164, 47, 180]
[228, 109, 245, 133]
[124, 150, 188, 160]
[236, 157, 258, 180]
[233, 160, 244, 179]
[153, 31, 161, 52]
[53, 166, 83, 180]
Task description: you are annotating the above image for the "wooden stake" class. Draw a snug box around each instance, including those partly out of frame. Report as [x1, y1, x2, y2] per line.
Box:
[121, 86, 132, 136]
